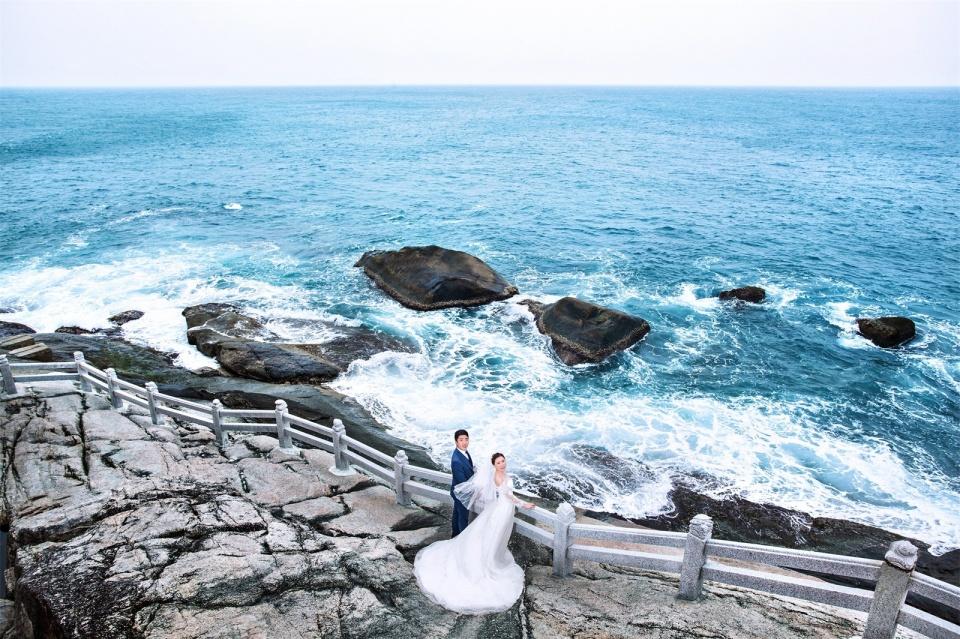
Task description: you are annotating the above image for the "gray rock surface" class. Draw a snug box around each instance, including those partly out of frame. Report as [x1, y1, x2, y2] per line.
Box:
[355, 245, 518, 310]
[1, 382, 896, 638]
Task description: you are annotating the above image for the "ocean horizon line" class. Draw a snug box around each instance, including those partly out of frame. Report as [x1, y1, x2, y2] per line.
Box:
[2, 83, 959, 91]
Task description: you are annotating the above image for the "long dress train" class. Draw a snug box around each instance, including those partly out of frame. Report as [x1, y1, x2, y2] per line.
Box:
[413, 474, 524, 614]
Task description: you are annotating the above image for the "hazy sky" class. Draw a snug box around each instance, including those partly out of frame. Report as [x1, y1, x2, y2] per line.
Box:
[1, 0, 957, 87]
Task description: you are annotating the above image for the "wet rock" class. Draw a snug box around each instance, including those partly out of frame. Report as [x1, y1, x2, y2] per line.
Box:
[108, 310, 145, 325]
[181, 303, 239, 330]
[718, 286, 766, 303]
[187, 310, 277, 350]
[522, 296, 650, 365]
[216, 340, 340, 384]
[856, 316, 916, 348]
[355, 245, 518, 310]
[0, 321, 35, 339]
[55, 326, 98, 334]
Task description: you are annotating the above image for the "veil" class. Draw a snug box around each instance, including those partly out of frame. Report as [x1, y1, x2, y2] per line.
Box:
[453, 456, 497, 514]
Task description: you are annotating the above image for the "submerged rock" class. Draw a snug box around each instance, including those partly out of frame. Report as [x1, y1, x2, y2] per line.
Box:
[856, 316, 916, 348]
[182, 303, 240, 330]
[718, 286, 766, 304]
[355, 245, 518, 310]
[0, 321, 36, 339]
[108, 310, 145, 325]
[522, 297, 650, 365]
[55, 326, 98, 335]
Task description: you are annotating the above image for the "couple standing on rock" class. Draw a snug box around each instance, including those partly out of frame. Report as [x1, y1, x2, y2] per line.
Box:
[413, 429, 537, 615]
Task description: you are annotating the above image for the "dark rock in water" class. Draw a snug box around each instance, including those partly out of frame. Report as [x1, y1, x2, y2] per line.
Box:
[182, 302, 240, 330]
[55, 326, 98, 335]
[0, 320, 36, 338]
[856, 316, 916, 348]
[108, 309, 144, 325]
[192, 366, 222, 377]
[0, 307, 14, 314]
[718, 286, 766, 304]
[522, 297, 650, 365]
[216, 340, 340, 384]
[188, 310, 277, 349]
[355, 245, 518, 310]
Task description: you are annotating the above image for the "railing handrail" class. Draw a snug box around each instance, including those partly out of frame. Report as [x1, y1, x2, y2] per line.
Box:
[0, 351, 957, 639]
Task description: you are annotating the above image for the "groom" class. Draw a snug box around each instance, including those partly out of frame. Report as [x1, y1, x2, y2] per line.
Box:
[450, 429, 474, 537]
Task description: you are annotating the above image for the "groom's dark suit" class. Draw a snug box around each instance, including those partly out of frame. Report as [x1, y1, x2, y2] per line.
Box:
[450, 448, 474, 537]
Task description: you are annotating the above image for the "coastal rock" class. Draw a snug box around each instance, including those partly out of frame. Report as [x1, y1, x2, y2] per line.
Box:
[1, 385, 894, 639]
[187, 310, 277, 349]
[181, 302, 239, 330]
[355, 245, 518, 310]
[55, 326, 98, 335]
[522, 296, 650, 365]
[0, 321, 35, 339]
[215, 340, 340, 384]
[109, 310, 145, 325]
[523, 564, 859, 638]
[718, 286, 766, 303]
[856, 316, 916, 348]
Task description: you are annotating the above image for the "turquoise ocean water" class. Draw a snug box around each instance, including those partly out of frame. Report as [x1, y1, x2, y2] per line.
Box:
[1, 87, 957, 551]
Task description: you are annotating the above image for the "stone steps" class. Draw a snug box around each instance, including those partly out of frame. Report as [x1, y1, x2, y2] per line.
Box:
[0, 334, 35, 351]
[7, 342, 53, 362]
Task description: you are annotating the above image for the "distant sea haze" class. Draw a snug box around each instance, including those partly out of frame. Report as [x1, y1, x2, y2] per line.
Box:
[1, 87, 957, 553]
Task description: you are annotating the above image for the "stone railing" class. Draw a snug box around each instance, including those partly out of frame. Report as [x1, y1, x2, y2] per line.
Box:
[2, 352, 959, 639]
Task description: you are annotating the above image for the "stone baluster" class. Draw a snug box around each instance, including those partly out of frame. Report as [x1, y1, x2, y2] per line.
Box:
[329, 419, 355, 476]
[73, 351, 92, 392]
[863, 541, 918, 639]
[105, 368, 123, 409]
[553, 502, 576, 577]
[211, 399, 226, 448]
[393, 450, 411, 506]
[0, 355, 16, 396]
[678, 514, 714, 600]
[145, 381, 164, 425]
[275, 399, 293, 449]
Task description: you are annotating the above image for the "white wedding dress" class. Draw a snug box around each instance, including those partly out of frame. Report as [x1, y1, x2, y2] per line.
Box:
[413, 470, 525, 614]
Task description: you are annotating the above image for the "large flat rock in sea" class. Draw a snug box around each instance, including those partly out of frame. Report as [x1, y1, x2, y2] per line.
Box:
[355, 245, 518, 310]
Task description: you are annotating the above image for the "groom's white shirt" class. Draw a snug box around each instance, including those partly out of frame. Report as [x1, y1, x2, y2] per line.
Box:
[456, 448, 471, 464]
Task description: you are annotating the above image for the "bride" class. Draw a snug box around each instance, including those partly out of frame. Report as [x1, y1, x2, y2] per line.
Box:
[414, 452, 535, 614]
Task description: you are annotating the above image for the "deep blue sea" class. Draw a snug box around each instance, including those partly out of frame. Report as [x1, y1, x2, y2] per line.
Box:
[1, 87, 958, 552]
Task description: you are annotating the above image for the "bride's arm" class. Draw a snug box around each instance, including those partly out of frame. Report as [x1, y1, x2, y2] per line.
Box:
[507, 477, 535, 509]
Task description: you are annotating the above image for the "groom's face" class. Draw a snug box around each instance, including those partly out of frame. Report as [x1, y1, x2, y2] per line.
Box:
[456, 434, 469, 450]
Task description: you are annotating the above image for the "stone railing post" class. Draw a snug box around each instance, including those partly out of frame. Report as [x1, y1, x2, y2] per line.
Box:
[0, 355, 16, 396]
[74, 352, 92, 392]
[553, 502, 576, 577]
[145, 382, 164, 425]
[393, 450, 411, 506]
[211, 399, 226, 448]
[105, 368, 123, 409]
[275, 399, 293, 449]
[329, 419, 355, 476]
[863, 541, 918, 639]
[678, 514, 714, 600]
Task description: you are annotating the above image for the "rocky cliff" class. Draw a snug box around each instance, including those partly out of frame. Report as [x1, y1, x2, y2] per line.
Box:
[0, 383, 893, 638]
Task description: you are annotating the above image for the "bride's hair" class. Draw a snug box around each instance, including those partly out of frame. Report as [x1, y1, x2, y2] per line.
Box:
[491, 452, 504, 465]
